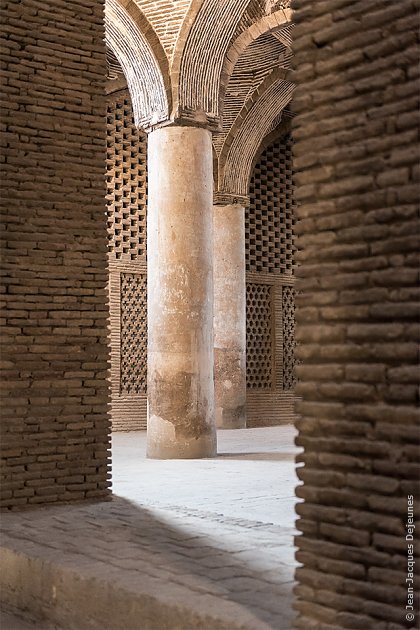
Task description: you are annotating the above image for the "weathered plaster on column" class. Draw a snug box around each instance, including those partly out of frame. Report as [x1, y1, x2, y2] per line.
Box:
[147, 126, 216, 459]
[213, 203, 246, 429]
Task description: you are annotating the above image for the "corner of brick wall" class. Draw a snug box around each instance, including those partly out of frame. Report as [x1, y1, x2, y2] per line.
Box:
[0, 0, 111, 509]
[291, 0, 419, 628]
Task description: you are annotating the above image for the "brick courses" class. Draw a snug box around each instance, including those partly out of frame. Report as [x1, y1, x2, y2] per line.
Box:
[2, 4, 418, 624]
[133, 0, 191, 61]
[0, 0, 110, 509]
[291, 0, 420, 627]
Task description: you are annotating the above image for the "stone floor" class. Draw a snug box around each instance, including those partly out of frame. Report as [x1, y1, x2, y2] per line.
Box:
[0, 425, 301, 630]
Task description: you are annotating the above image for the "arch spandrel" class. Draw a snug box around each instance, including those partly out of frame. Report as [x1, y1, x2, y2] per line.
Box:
[132, 0, 193, 62]
[218, 6, 292, 120]
[211, 3, 293, 199]
[176, 0, 251, 128]
[105, 1, 293, 130]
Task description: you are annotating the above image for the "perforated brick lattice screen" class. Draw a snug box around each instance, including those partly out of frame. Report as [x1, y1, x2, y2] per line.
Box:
[120, 273, 147, 395]
[107, 93, 148, 430]
[245, 131, 297, 427]
[246, 283, 273, 388]
[282, 286, 296, 390]
[246, 134, 295, 274]
[106, 99, 147, 261]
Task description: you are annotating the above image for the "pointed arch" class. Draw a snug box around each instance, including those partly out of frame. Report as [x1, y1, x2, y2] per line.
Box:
[105, 0, 171, 129]
[219, 11, 293, 119]
[221, 76, 295, 196]
[175, 0, 253, 127]
[249, 111, 293, 180]
[170, 0, 204, 116]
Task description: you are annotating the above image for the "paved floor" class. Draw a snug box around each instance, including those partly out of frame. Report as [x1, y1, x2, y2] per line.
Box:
[1, 425, 300, 630]
[113, 425, 299, 527]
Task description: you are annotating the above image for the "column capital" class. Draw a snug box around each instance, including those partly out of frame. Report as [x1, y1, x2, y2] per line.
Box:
[146, 111, 221, 134]
[213, 192, 250, 207]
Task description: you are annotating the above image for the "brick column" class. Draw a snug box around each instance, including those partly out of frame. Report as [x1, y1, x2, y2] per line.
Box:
[0, 0, 110, 508]
[146, 126, 216, 459]
[292, 1, 420, 627]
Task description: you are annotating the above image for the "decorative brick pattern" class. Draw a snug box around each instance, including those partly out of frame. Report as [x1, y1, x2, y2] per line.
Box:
[292, 1, 420, 627]
[212, 10, 294, 198]
[106, 98, 147, 261]
[179, 0, 292, 126]
[246, 283, 273, 388]
[105, 0, 169, 130]
[247, 135, 296, 274]
[120, 273, 147, 395]
[0, 0, 110, 509]
[133, 0, 191, 60]
[106, 93, 148, 431]
[282, 286, 296, 391]
[245, 134, 297, 427]
[212, 31, 292, 157]
[221, 78, 294, 196]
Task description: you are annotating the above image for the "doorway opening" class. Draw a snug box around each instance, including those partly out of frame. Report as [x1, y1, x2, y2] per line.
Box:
[106, 53, 301, 628]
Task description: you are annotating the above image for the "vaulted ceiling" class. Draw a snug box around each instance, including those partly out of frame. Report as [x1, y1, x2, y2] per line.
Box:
[105, 0, 294, 195]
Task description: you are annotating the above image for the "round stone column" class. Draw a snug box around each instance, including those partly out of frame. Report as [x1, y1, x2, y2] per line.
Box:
[147, 126, 216, 459]
[213, 202, 246, 429]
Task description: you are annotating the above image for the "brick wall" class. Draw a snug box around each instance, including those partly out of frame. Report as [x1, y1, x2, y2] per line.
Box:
[292, 1, 419, 628]
[0, 0, 110, 509]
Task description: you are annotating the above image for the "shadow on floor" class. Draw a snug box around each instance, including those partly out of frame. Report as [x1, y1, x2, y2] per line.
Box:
[106, 495, 295, 627]
[1, 495, 295, 628]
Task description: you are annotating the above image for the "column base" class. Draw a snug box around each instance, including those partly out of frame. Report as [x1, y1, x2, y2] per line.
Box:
[214, 348, 246, 430]
[147, 415, 217, 459]
[216, 406, 246, 430]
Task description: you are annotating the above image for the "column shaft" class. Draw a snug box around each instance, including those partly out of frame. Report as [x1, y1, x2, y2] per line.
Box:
[213, 204, 246, 429]
[147, 126, 216, 458]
